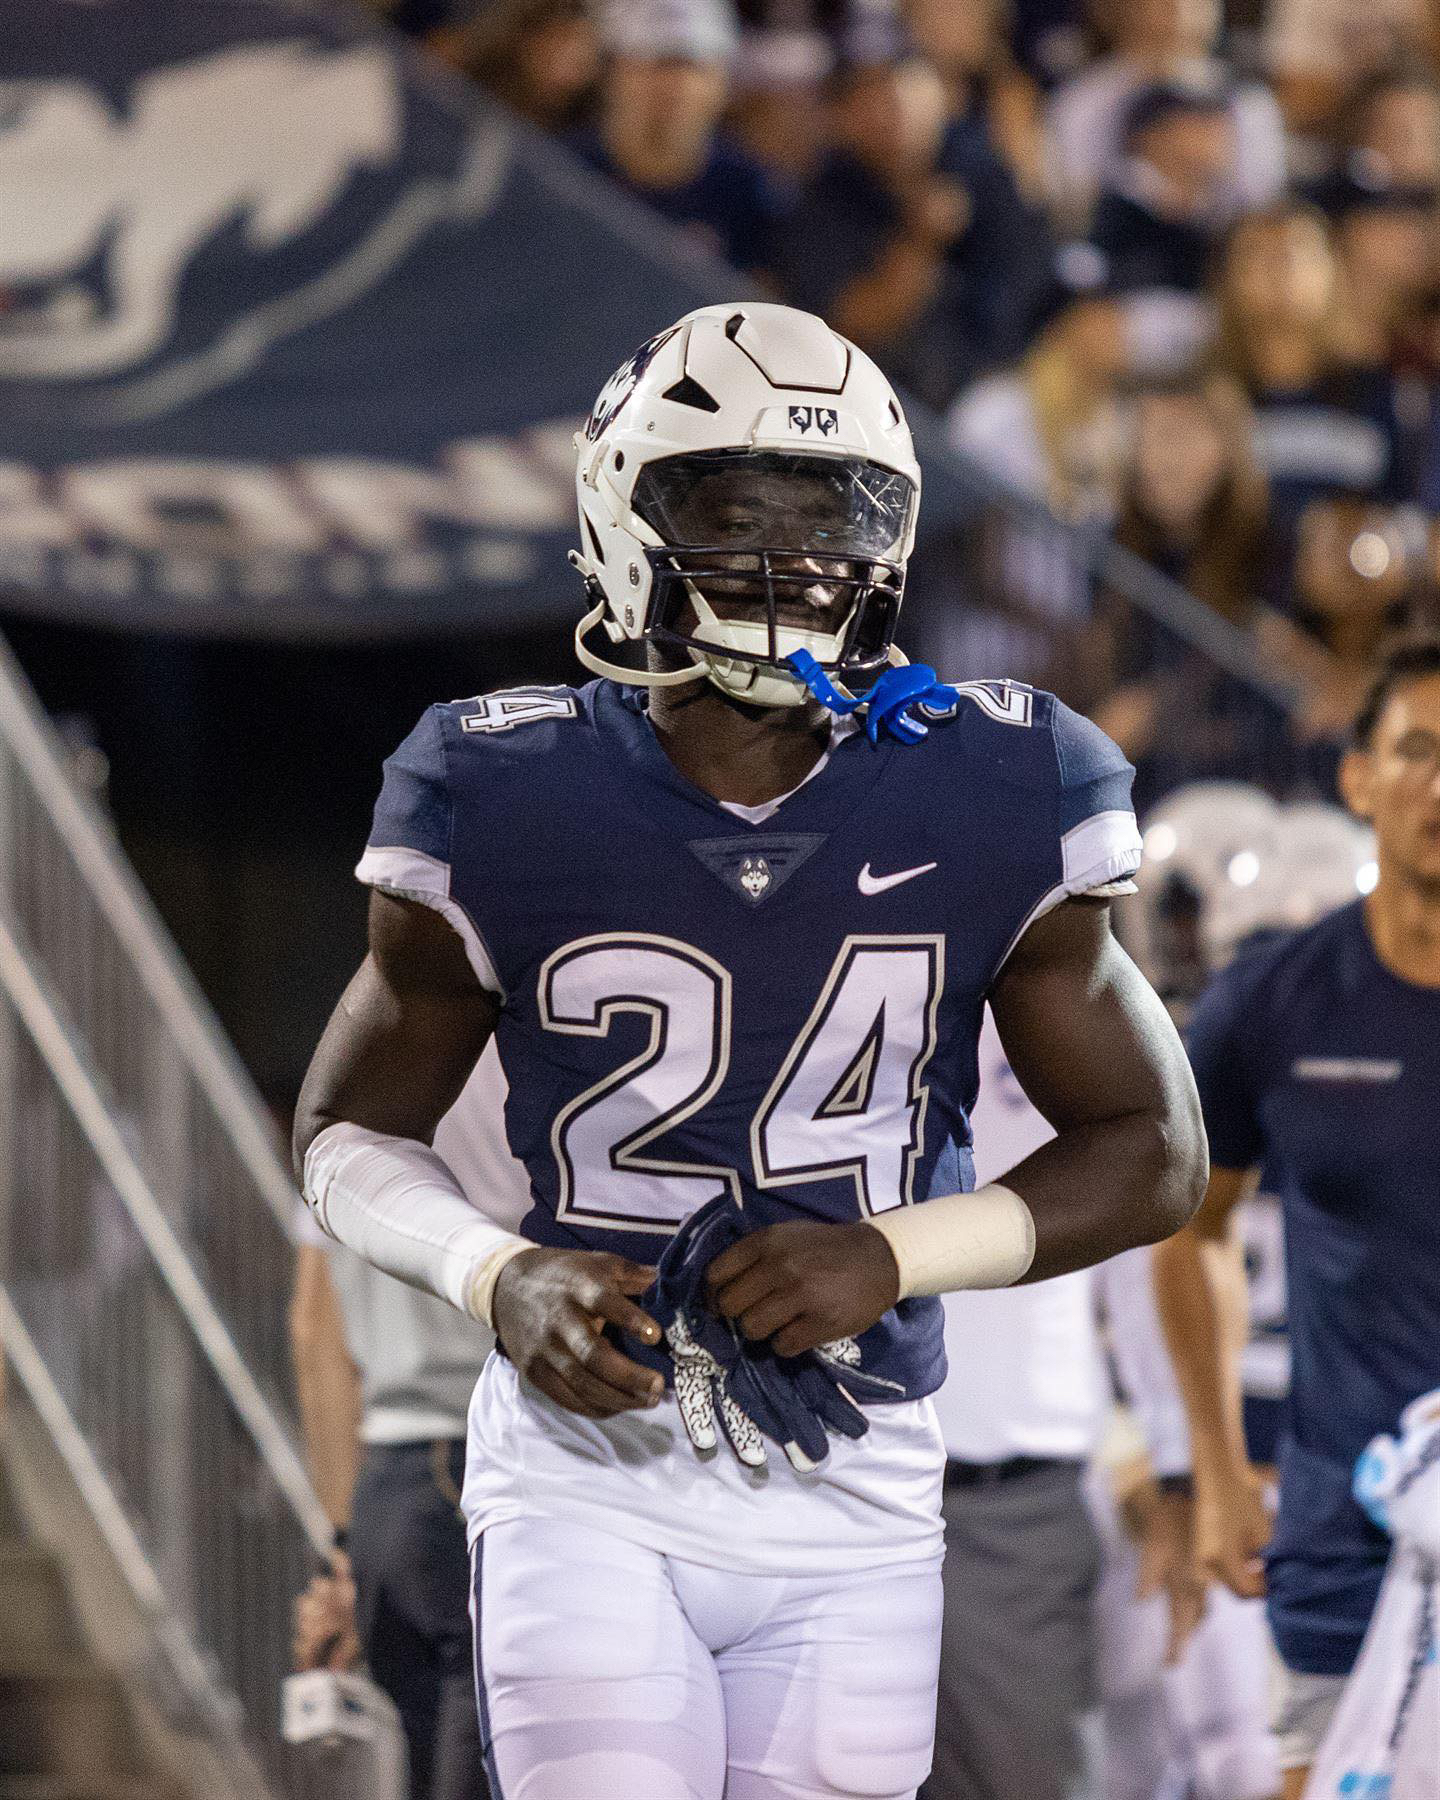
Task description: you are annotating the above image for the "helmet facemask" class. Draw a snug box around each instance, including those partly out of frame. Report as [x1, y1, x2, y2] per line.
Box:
[631, 449, 916, 709]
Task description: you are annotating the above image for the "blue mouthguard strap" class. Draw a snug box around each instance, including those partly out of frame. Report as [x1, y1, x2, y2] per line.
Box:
[786, 650, 960, 746]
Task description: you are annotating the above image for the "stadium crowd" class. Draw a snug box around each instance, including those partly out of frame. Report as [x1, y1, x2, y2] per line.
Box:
[364, 0, 1440, 804]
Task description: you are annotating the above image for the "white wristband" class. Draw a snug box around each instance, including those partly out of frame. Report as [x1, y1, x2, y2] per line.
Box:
[864, 1183, 1036, 1297]
[303, 1121, 533, 1327]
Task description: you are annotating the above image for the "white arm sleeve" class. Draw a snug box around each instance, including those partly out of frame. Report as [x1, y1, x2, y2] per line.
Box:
[1094, 1245, 1192, 1478]
[303, 1121, 532, 1327]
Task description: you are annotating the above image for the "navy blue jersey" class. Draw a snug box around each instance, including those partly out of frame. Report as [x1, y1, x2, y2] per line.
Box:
[1187, 902, 1440, 1675]
[358, 678, 1140, 1402]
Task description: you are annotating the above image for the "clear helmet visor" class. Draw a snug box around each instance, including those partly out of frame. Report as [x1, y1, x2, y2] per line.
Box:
[630, 450, 917, 679]
[632, 449, 916, 560]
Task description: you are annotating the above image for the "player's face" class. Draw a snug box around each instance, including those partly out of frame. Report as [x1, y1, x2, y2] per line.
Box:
[1343, 672, 1440, 891]
[673, 466, 859, 633]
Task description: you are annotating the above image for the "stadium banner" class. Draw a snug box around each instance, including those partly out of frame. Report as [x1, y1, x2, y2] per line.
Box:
[0, 0, 981, 641]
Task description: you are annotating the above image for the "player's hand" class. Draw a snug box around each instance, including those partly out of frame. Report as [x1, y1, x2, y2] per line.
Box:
[706, 1219, 902, 1358]
[292, 1550, 361, 1672]
[492, 1247, 665, 1419]
[1195, 1463, 1272, 1600]
[1123, 1479, 1207, 1664]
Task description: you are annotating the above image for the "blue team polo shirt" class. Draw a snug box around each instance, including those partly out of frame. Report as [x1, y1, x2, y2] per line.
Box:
[1187, 900, 1440, 1675]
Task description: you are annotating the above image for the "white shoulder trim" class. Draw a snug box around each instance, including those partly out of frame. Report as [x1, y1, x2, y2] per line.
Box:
[1061, 808, 1143, 893]
[989, 809, 1143, 980]
[355, 844, 504, 997]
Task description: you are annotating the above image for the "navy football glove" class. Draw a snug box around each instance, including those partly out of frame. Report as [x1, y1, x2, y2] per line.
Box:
[646, 1194, 903, 1471]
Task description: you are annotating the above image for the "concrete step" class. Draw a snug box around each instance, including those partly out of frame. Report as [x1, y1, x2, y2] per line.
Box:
[0, 1465, 30, 1544]
[0, 1548, 82, 1663]
[0, 1668, 148, 1785]
[0, 1779, 162, 1800]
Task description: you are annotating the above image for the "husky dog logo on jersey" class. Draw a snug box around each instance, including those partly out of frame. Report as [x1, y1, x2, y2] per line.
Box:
[739, 857, 771, 900]
[0, 40, 506, 418]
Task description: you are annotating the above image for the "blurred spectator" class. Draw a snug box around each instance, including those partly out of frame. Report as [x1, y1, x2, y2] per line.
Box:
[728, 23, 834, 182]
[1323, 176, 1439, 371]
[1114, 369, 1265, 621]
[1045, 0, 1286, 230]
[1310, 60, 1440, 207]
[1264, 0, 1428, 137]
[1092, 370, 1275, 792]
[1214, 201, 1410, 604]
[950, 247, 1131, 516]
[1406, 287, 1440, 505]
[1090, 79, 1238, 295]
[568, 0, 790, 275]
[1284, 495, 1429, 712]
[1222, 493, 1435, 787]
[1007, 0, 1096, 93]
[773, 48, 1052, 407]
[938, 250, 1131, 682]
[904, 0, 1048, 202]
[438, 0, 600, 132]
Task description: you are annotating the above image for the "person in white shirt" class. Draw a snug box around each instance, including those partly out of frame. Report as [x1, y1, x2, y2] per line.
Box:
[1044, 0, 1287, 230]
[923, 1010, 1277, 1800]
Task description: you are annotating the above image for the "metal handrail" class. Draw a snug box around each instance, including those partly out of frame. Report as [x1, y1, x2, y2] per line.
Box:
[932, 450, 1302, 711]
[0, 633, 334, 1788]
[0, 633, 302, 1237]
[0, 904, 333, 1554]
[0, 1288, 262, 1769]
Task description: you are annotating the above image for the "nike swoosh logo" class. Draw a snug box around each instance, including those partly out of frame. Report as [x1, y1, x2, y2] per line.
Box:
[857, 860, 937, 896]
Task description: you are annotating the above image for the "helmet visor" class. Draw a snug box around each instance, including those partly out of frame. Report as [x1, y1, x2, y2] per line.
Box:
[631, 449, 916, 559]
[631, 451, 913, 680]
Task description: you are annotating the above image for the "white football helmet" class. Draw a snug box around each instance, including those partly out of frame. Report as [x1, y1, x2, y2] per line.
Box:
[1124, 782, 1284, 1002]
[1126, 787, 1379, 1004]
[570, 302, 921, 709]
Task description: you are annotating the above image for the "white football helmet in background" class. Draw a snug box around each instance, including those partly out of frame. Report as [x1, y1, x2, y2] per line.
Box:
[1124, 783, 1284, 1002]
[1124, 784, 1379, 1005]
[570, 302, 921, 709]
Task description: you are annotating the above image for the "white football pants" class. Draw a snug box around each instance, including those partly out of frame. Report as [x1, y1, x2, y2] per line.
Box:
[1088, 1470, 1280, 1800]
[471, 1514, 943, 1799]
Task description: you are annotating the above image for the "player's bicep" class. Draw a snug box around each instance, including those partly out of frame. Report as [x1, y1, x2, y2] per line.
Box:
[294, 891, 500, 1167]
[989, 896, 1199, 1135]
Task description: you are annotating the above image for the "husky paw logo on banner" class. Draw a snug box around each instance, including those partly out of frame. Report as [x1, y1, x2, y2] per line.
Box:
[0, 0, 980, 641]
[0, 20, 505, 424]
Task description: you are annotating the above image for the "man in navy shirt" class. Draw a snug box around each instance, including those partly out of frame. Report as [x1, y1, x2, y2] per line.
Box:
[1155, 636, 1440, 1798]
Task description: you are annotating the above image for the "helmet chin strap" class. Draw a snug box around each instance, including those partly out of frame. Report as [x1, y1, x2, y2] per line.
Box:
[574, 599, 710, 689]
[573, 595, 909, 708]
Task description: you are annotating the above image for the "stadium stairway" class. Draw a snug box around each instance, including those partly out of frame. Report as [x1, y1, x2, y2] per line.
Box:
[0, 1386, 252, 1800]
[0, 1445, 173, 1800]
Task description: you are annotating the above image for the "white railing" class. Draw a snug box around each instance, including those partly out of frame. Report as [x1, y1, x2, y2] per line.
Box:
[0, 633, 332, 1796]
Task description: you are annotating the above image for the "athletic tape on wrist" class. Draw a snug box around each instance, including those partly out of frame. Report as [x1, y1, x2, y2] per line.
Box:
[864, 1183, 1036, 1297]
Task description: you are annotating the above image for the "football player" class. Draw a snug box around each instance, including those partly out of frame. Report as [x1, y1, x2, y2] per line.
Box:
[1154, 638, 1440, 1800]
[294, 302, 1207, 1800]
